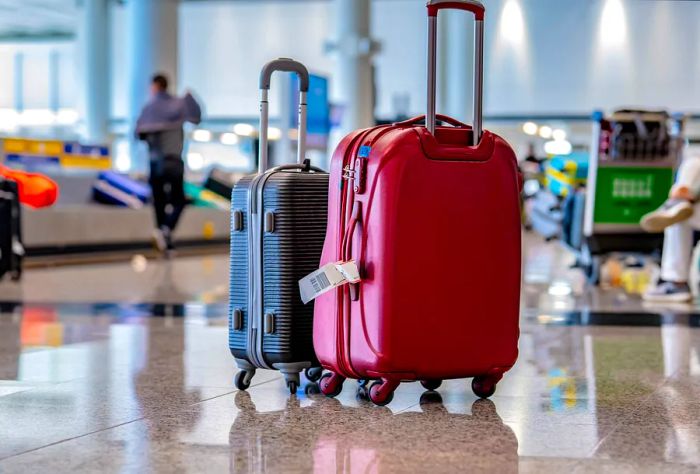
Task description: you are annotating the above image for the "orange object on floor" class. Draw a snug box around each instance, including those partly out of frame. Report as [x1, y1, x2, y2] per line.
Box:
[0, 165, 58, 208]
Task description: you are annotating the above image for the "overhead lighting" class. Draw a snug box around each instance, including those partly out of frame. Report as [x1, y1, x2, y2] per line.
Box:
[552, 129, 567, 141]
[192, 129, 212, 142]
[500, 0, 525, 44]
[538, 126, 553, 139]
[233, 123, 255, 137]
[220, 132, 239, 146]
[544, 139, 573, 156]
[522, 121, 538, 136]
[187, 152, 205, 171]
[268, 127, 282, 141]
[600, 0, 626, 48]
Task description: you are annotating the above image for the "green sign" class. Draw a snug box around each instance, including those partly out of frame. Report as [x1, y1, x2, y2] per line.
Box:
[594, 166, 673, 224]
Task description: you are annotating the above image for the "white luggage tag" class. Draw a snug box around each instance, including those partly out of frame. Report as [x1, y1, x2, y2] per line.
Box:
[299, 260, 361, 304]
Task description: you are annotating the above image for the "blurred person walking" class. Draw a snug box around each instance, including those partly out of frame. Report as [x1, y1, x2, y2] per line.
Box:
[641, 152, 700, 302]
[135, 74, 202, 255]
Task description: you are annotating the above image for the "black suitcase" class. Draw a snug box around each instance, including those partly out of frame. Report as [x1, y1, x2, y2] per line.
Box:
[0, 178, 24, 281]
[228, 59, 328, 393]
[204, 167, 243, 200]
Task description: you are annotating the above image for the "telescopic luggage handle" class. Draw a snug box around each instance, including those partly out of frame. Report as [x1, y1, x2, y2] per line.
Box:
[258, 58, 310, 173]
[426, 0, 485, 144]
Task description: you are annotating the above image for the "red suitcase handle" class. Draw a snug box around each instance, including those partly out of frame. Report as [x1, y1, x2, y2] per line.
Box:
[427, 0, 485, 20]
[394, 114, 469, 129]
[426, 0, 485, 144]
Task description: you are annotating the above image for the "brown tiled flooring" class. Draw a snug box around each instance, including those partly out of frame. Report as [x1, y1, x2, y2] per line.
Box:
[0, 242, 699, 473]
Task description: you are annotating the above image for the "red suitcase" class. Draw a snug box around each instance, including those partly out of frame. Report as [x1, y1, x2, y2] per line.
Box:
[312, 0, 521, 405]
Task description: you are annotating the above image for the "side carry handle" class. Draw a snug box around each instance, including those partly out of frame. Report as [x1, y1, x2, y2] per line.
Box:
[426, 0, 485, 145]
[258, 58, 310, 173]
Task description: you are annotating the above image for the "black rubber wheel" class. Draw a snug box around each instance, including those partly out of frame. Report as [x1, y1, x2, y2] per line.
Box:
[368, 381, 395, 407]
[419, 390, 444, 406]
[420, 379, 442, 391]
[287, 380, 298, 395]
[356, 384, 369, 401]
[472, 376, 496, 399]
[234, 370, 251, 391]
[305, 383, 321, 395]
[319, 373, 343, 398]
[305, 367, 323, 383]
[10, 268, 21, 281]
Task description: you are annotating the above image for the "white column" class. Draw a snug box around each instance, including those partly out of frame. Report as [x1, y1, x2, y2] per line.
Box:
[78, 0, 110, 143]
[437, 11, 475, 124]
[327, 0, 379, 144]
[126, 0, 179, 167]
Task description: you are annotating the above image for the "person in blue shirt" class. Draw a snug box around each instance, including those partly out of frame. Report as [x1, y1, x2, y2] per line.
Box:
[136, 74, 202, 254]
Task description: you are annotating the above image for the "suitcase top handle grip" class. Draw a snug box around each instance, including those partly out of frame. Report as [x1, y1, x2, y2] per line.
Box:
[259, 58, 310, 93]
[426, 0, 484, 145]
[258, 58, 309, 174]
[427, 0, 484, 20]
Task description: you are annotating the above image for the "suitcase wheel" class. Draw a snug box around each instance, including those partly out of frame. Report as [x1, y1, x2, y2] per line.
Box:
[10, 268, 21, 281]
[304, 367, 323, 383]
[471, 376, 498, 399]
[420, 379, 442, 391]
[319, 372, 345, 398]
[368, 379, 399, 407]
[356, 379, 370, 401]
[286, 380, 299, 395]
[234, 370, 254, 391]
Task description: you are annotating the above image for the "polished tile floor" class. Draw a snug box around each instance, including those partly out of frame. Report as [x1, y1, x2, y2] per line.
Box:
[0, 237, 700, 473]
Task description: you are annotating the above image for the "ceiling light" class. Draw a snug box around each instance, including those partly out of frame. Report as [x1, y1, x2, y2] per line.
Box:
[522, 122, 538, 135]
[538, 126, 553, 139]
[544, 139, 573, 156]
[268, 127, 282, 141]
[220, 133, 239, 146]
[552, 129, 567, 141]
[192, 129, 212, 142]
[233, 123, 255, 137]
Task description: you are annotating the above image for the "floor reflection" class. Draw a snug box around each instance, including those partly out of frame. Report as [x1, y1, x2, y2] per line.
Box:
[229, 391, 518, 473]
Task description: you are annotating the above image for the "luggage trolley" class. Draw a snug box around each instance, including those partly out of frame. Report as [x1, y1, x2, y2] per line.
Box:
[580, 110, 685, 284]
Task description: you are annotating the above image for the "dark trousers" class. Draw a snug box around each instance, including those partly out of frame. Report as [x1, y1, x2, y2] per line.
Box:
[149, 157, 186, 235]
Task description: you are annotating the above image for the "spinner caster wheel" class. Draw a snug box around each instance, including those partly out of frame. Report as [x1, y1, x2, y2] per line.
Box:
[356, 379, 370, 400]
[420, 379, 442, 391]
[305, 367, 323, 383]
[472, 376, 497, 399]
[287, 380, 299, 395]
[319, 372, 344, 398]
[234, 370, 253, 391]
[368, 380, 397, 407]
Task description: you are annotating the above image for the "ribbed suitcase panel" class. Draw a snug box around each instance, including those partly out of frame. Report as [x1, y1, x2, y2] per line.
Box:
[228, 170, 329, 366]
[228, 175, 253, 357]
[261, 172, 329, 363]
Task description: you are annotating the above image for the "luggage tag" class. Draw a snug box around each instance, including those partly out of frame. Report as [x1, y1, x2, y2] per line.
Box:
[299, 260, 361, 304]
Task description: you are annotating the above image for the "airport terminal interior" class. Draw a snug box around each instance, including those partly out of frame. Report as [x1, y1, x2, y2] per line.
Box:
[2, 0, 700, 472]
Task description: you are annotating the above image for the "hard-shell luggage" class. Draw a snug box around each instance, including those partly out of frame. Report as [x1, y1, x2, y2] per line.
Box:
[92, 171, 151, 209]
[204, 167, 243, 200]
[313, 0, 521, 405]
[228, 59, 329, 393]
[0, 178, 24, 281]
[98, 171, 151, 203]
[0, 165, 58, 209]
